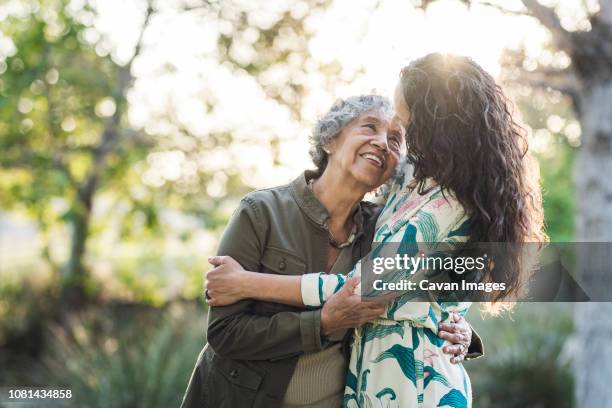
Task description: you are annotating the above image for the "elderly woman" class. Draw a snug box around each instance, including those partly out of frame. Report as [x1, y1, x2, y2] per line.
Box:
[181, 95, 482, 408]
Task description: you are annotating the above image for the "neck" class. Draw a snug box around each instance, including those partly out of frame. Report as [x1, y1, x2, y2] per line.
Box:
[312, 167, 368, 228]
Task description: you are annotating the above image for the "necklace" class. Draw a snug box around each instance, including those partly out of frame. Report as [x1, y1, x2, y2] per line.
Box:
[308, 178, 357, 249]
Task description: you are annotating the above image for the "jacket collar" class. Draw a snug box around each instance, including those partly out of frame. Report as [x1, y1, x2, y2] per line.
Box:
[290, 170, 365, 237]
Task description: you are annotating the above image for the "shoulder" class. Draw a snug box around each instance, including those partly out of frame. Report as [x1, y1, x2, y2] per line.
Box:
[427, 189, 464, 213]
[238, 182, 293, 223]
[422, 189, 469, 234]
[243, 182, 292, 208]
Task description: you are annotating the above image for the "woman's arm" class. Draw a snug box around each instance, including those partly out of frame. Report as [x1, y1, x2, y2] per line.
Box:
[206, 255, 304, 307]
[206, 197, 328, 360]
[206, 256, 385, 336]
[206, 253, 479, 362]
[206, 255, 355, 307]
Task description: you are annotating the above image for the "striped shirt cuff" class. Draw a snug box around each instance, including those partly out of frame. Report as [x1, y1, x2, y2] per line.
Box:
[301, 273, 322, 307]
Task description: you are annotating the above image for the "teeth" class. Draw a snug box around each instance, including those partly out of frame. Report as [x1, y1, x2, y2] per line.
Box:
[362, 153, 384, 168]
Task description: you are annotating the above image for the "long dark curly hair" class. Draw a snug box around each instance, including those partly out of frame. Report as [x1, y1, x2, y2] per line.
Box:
[398, 53, 546, 303]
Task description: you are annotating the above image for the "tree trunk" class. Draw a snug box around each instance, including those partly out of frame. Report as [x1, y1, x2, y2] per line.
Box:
[55, 2, 147, 313]
[573, 80, 612, 408]
[60, 176, 97, 309]
[57, 32, 133, 311]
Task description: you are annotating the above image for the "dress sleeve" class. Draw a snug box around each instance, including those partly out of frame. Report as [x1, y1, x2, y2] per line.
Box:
[300, 264, 360, 307]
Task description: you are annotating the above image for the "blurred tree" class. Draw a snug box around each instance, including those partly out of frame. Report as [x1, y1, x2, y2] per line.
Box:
[0, 0, 354, 309]
[0, 0, 155, 308]
[415, 0, 612, 405]
[156, 0, 342, 170]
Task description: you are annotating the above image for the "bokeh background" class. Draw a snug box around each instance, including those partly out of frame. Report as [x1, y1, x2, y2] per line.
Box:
[1, 0, 611, 406]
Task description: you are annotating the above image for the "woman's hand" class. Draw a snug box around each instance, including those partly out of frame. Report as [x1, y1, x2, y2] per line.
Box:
[205, 255, 252, 306]
[438, 313, 472, 364]
[320, 277, 387, 336]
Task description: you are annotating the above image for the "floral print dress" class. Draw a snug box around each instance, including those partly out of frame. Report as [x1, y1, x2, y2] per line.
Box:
[301, 177, 472, 408]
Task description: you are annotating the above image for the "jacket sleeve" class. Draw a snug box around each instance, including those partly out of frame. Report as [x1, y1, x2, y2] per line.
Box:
[206, 196, 326, 361]
[466, 326, 484, 359]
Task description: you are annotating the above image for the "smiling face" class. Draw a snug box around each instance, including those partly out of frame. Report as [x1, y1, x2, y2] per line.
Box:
[325, 108, 406, 190]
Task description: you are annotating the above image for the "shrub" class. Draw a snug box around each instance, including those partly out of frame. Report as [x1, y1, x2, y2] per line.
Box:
[468, 304, 574, 408]
[45, 302, 207, 408]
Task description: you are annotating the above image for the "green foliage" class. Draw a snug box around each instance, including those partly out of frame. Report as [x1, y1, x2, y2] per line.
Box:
[538, 139, 575, 241]
[468, 304, 574, 407]
[45, 303, 207, 408]
[0, 1, 126, 209]
[0, 276, 61, 387]
[511, 87, 577, 241]
[0, 0, 155, 295]
[215, 0, 335, 121]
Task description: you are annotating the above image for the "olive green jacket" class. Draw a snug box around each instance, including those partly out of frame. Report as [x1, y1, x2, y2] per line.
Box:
[180, 172, 483, 408]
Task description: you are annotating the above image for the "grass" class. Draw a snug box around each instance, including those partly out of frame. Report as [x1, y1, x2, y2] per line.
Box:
[42, 302, 208, 408]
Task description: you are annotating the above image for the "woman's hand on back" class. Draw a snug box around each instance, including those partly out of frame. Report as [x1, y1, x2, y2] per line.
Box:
[438, 313, 473, 364]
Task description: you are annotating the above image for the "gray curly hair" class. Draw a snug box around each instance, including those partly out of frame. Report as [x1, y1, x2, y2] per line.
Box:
[309, 94, 394, 175]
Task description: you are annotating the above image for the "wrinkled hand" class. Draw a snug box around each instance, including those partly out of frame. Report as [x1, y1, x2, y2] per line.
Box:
[205, 255, 249, 306]
[438, 313, 472, 364]
[320, 277, 387, 336]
